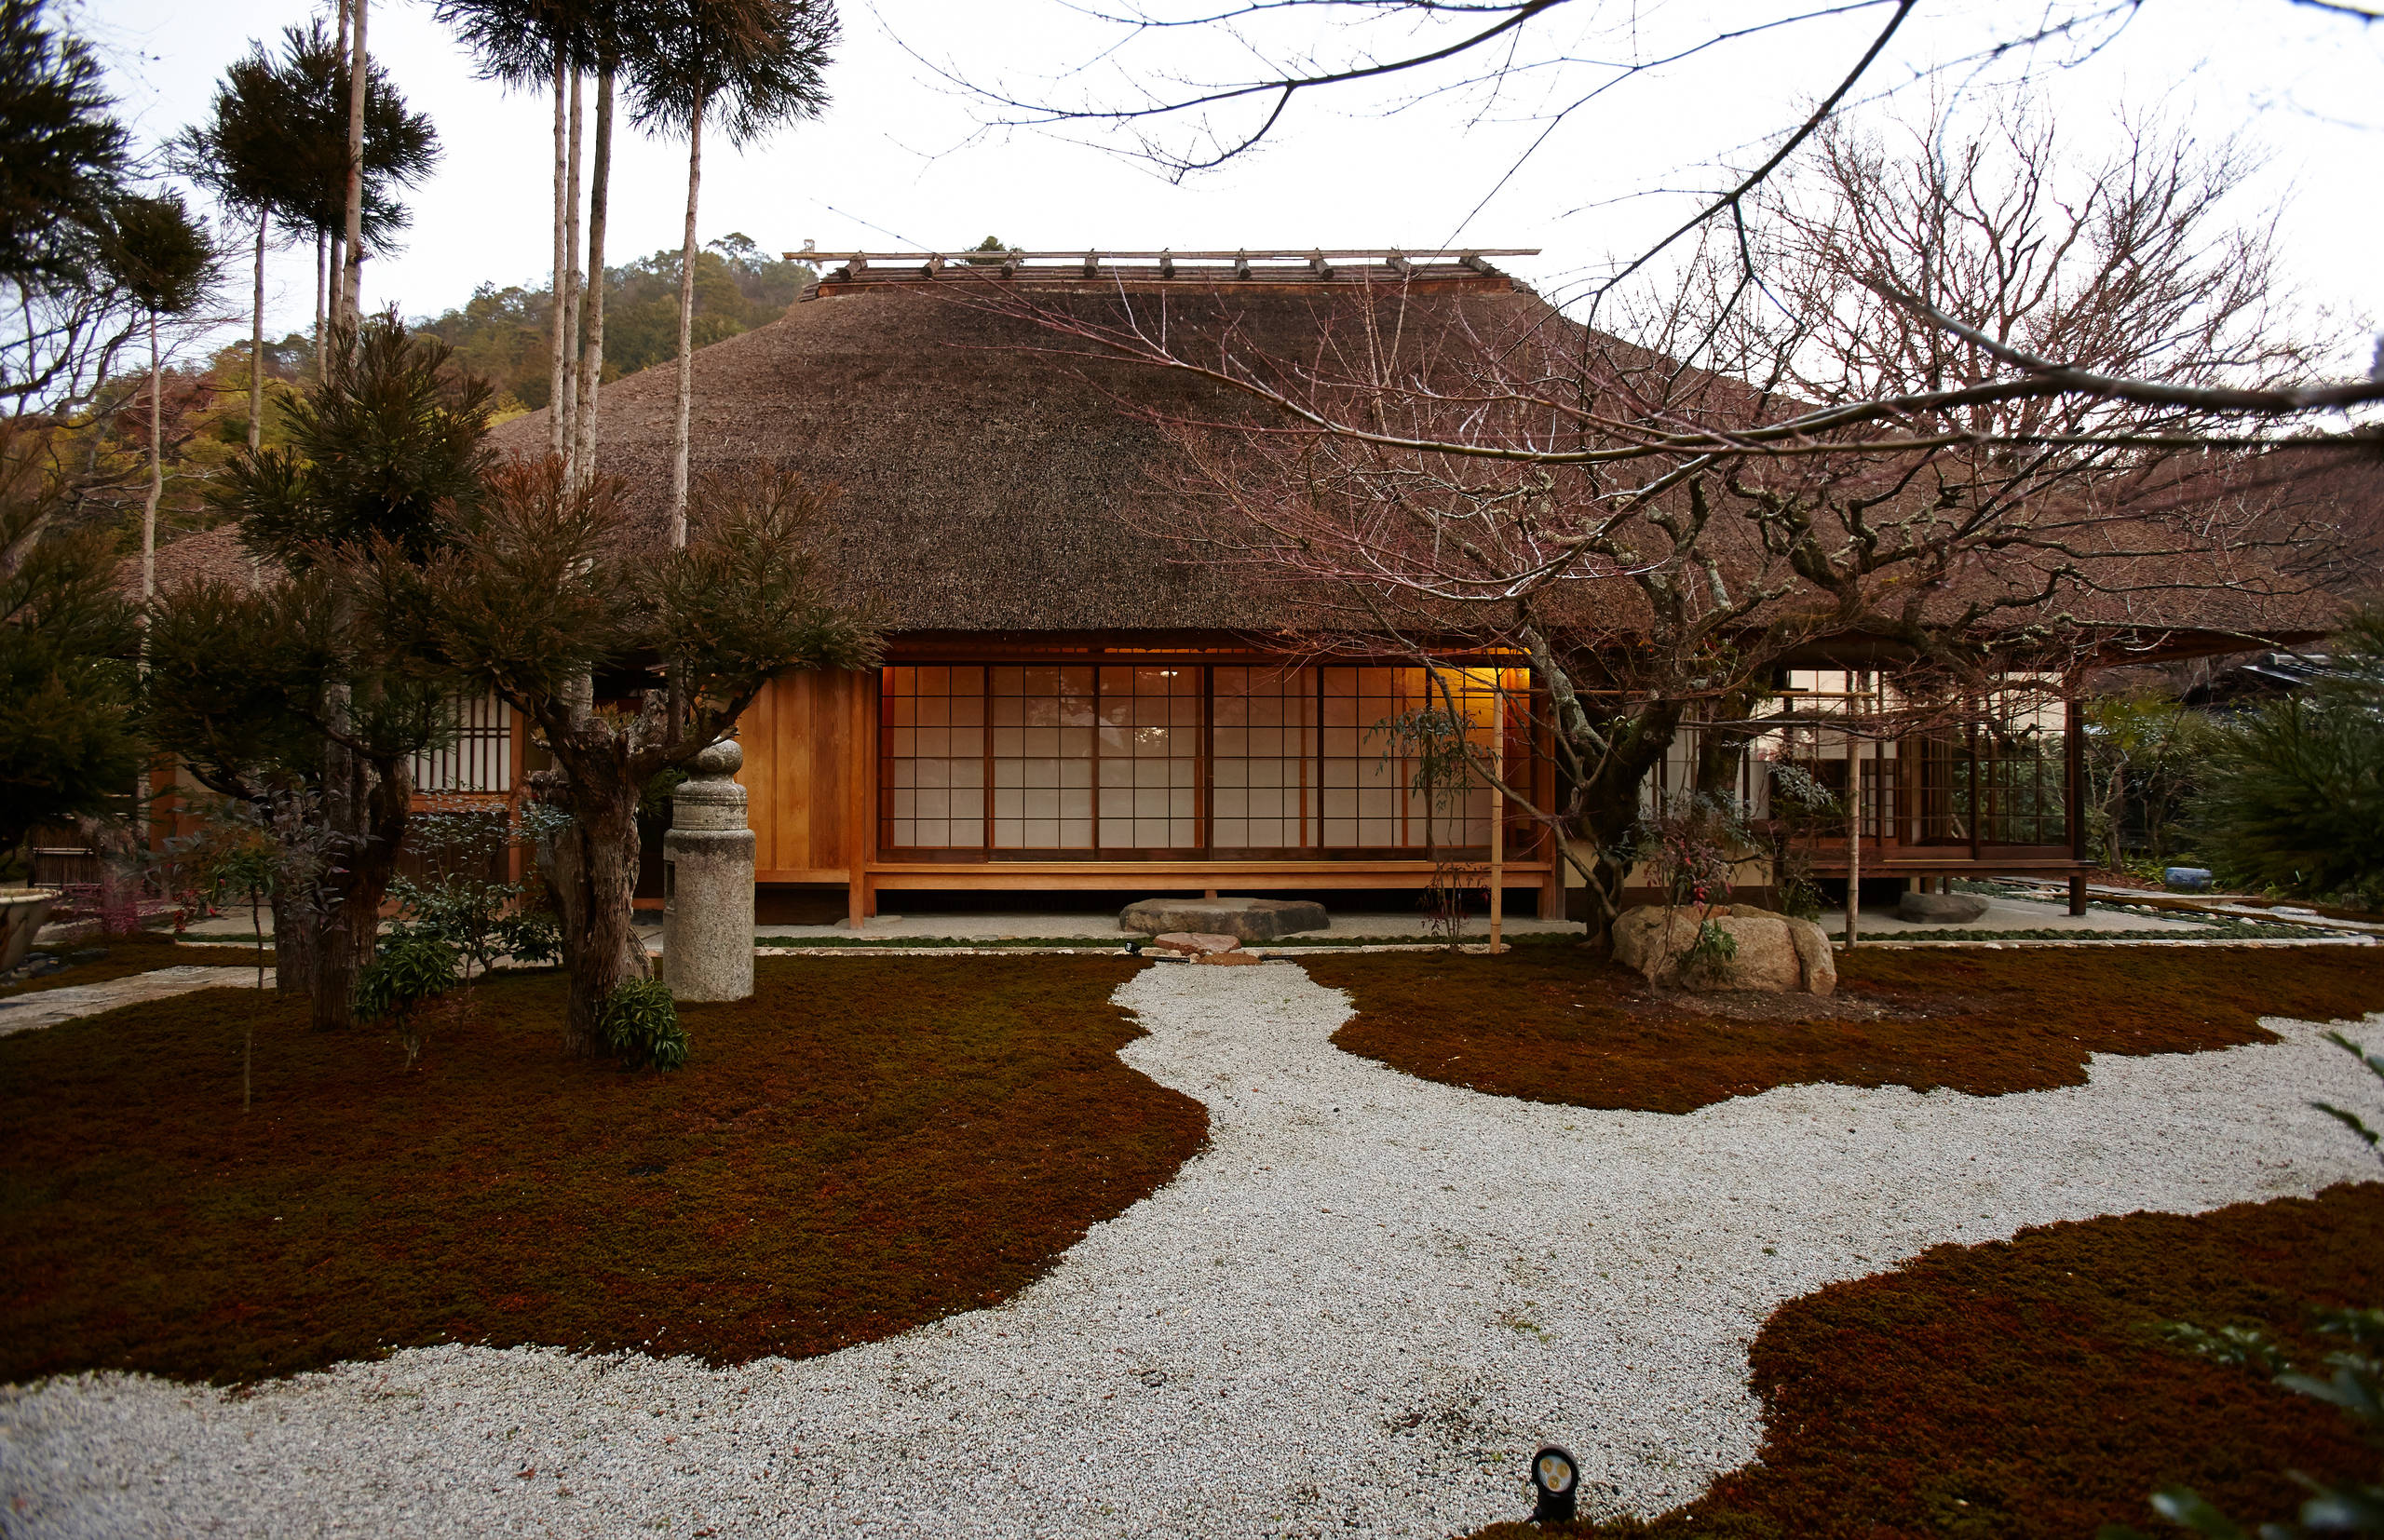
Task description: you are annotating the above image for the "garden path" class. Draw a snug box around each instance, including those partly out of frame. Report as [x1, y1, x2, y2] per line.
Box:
[3, 960, 2380, 1538]
[0, 965, 265, 1037]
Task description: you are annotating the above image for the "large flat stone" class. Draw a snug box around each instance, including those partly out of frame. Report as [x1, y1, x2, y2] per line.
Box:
[1895, 890, 1991, 925]
[1120, 896, 1330, 943]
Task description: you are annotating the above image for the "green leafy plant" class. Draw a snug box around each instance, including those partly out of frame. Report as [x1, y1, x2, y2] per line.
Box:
[387, 804, 557, 979]
[598, 976, 686, 1072]
[1685, 916, 1741, 976]
[355, 926, 459, 1069]
[2187, 607, 2384, 905]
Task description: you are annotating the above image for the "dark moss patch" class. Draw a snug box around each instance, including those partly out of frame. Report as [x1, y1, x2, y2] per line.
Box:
[0, 956, 1201, 1385]
[1471, 1182, 2384, 1540]
[0, 936, 276, 999]
[1309, 945, 2384, 1115]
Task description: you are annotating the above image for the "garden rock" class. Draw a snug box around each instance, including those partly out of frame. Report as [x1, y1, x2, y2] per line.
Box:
[1610, 904, 1835, 996]
[1895, 890, 1990, 925]
[1120, 896, 1328, 943]
[1150, 932, 1241, 957]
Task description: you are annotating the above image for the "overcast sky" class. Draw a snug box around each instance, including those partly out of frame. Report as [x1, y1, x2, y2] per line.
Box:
[74, 0, 2383, 368]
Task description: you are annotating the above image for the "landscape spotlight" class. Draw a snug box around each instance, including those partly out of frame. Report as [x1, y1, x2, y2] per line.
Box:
[1531, 1444, 1578, 1525]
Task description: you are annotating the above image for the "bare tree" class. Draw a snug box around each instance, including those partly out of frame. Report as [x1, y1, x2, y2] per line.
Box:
[931, 0, 2384, 430]
[968, 108, 2368, 941]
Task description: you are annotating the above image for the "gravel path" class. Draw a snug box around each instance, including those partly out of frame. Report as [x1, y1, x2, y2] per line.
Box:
[0, 966, 264, 1036]
[5, 959, 2380, 1539]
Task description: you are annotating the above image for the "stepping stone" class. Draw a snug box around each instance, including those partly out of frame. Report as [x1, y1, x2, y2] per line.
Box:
[1149, 932, 1241, 957]
[0, 966, 265, 1036]
[1895, 890, 1991, 925]
[1121, 897, 1328, 943]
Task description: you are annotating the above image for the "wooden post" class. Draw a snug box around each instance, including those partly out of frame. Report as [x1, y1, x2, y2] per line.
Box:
[1843, 728, 1862, 949]
[1488, 687, 1505, 954]
[847, 669, 870, 929]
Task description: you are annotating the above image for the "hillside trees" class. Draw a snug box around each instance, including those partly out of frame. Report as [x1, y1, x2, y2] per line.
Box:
[413, 234, 808, 410]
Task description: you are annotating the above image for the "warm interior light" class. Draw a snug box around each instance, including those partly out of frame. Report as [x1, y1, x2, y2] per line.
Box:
[1536, 1453, 1575, 1493]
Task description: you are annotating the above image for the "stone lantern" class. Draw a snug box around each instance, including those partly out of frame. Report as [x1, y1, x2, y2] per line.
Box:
[662, 738, 754, 1001]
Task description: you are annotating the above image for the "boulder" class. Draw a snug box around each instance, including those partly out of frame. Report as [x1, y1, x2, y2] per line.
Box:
[1150, 931, 1241, 957]
[1894, 889, 1990, 925]
[1610, 903, 1835, 996]
[1121, 896, 1328, 943]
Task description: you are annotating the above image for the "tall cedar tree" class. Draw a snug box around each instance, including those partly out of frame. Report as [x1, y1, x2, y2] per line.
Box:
[436, 0, 649, 474]
[630, 0, 833, 543]
[171, 22, 437, 451]
[384, 457, 877, 1054]
[104, 192, 218, 604]
[147, 316, 492, 1029]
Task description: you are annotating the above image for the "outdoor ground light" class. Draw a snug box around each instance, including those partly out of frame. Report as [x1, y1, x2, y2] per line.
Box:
[1531, 1444, 1578, 1525]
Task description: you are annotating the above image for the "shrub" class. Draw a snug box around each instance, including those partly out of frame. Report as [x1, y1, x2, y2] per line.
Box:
[2188, 606, 2384, 906]
[599, 976, 687, 1071]
[355, 926, 460, 1068]
[388, 806, 555, 978]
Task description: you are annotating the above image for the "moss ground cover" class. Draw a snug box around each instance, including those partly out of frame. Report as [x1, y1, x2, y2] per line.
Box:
[0, 956, 1201, 1385]
[0, 936, 275, 999]
[1472, 1182, 2384, 1539]
[1310, 945, 2384, 1114]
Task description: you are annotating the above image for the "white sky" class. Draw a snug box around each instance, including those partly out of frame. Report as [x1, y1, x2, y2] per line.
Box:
[73, 0, 2384, 365]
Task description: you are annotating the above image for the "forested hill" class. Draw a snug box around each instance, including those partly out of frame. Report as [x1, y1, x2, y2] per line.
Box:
[412, 233, 815, 414]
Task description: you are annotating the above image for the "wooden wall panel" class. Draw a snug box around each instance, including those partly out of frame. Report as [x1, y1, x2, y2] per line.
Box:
[738, 669, 862, 882]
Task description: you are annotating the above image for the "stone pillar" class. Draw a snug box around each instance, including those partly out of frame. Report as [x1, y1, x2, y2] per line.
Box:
[663, 739, 754, 1001]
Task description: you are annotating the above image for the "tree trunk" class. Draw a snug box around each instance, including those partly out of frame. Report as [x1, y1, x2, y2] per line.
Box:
[313, 230, 328, 382]
[271, 886, 318, 997]
[141, 315, 160, 604]
[309, 750, 410, 1032]
[245, 212, 268, 450]
[340, 0, 367, 325]
[535, 764, 649, 1057]
[668, 97, 704, 547]
[548, 53, 570, 464]
[571, 68, 613, 489]
[558, 69, 583, 468]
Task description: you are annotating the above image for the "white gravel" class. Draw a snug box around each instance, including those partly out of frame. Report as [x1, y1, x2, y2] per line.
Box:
[5, 959, 2381, 1539]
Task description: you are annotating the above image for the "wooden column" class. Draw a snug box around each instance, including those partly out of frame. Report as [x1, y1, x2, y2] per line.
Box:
[2066, 687, 2088, 914]
[846, 669, 874, 927]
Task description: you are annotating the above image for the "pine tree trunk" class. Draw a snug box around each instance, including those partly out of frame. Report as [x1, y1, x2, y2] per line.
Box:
[340, 0, 367, 324]
[314, 231, 328, 381]
[249, 210, 267, 452]
[271, 888, 317, 996]
[537, 767, 649, 1057]
[548, 54, 571, 464]
[557, 69, 583, 468]
[668, 98, 704, 547]
[571, 68, 613, 489]
[141, 317, 160, 603]
[309, 749, 411, 1032]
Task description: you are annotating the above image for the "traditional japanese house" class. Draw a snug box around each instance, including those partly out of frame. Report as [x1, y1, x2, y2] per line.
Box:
[129, 249, 2340, 922]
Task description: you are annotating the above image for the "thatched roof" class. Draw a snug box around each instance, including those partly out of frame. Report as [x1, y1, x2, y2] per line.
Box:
[489, 268, 1559, 634]
[478, 267, 2361, 651]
